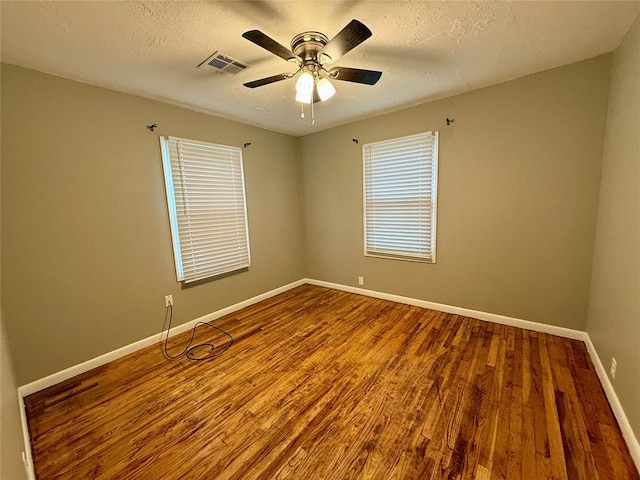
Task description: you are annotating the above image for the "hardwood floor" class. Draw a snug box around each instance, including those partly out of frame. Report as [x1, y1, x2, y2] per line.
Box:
[25, 285, 638, 479]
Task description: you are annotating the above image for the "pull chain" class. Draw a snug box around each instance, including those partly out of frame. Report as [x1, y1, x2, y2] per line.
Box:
[311, 98, 315, 125]
[300, 102, 305, 119]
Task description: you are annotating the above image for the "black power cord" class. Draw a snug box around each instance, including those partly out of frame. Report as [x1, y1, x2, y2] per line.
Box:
[163, 304, 233, 361]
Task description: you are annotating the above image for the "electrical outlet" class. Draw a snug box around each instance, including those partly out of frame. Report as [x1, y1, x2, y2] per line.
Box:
[164, 295, 173, 307]
[358, 276, 364, 286]
[610, 357, 617, 379]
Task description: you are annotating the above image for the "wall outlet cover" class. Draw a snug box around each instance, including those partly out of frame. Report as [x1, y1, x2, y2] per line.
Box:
[610, 357, 617, 379]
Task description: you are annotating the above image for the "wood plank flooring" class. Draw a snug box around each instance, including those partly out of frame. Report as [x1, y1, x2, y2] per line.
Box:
[25, 285, 639, 479]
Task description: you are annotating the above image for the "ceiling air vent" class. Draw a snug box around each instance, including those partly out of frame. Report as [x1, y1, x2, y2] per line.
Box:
[198, 51, 249, 77]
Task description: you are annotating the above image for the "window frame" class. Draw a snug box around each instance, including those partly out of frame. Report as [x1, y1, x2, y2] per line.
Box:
[362, 131, 439, 264]
[160, 135, 251, 283]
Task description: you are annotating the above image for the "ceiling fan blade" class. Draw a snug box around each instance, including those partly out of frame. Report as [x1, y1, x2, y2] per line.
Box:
[242, 30, 301, 63]
[243, 73, 291, 88]
[319, 19, 372, 64]
[329, 67, 382, 85]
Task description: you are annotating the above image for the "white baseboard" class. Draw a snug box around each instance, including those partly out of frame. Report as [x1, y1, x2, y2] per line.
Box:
[18, 279, 305, 397]
[304, 278, 639, 472]
[304, 278, 588, 341]
[16, 277, 639, 475]
[583, 336, 640, 470]
[18, 393, 36, 480]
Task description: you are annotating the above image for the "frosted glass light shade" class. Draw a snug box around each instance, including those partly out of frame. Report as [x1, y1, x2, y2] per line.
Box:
[316, 77, 336, 101]
[295, 71, 314, 104]
[296, 72, 314, 92]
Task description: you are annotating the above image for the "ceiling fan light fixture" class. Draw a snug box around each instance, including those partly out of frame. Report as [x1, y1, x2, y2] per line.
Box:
[316, 77, 336, 101]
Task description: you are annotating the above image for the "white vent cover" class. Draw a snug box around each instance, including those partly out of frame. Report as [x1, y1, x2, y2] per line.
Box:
[198, 51, 249, 77]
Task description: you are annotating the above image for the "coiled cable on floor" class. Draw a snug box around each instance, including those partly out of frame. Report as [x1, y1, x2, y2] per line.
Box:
[162, 304, 233, 361]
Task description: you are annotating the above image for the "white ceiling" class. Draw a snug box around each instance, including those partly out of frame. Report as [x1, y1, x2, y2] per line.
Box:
[2, 1, 639, 136]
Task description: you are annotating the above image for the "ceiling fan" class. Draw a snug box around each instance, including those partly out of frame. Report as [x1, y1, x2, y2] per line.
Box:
[242, 19, 382, 106]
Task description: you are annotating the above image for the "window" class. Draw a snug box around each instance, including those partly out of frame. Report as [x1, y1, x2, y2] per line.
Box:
[160, 136, 250, 283]
[363, 131, 439, 263]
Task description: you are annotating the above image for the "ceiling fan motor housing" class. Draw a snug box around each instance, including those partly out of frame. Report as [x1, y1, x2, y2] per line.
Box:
[291, 31, 330, 65]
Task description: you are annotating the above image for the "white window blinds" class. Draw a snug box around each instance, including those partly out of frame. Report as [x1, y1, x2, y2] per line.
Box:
[363, 131, 438, 263]
[160, 136, 251, 283]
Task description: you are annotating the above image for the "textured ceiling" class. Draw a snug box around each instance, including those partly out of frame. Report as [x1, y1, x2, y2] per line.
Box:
[2, 1, 639, 136]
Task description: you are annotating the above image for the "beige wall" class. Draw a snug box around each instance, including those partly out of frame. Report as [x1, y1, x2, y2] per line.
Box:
[1, 108, 28, 477]
[301, 56, 611, 330]
[1, 64, 304, 385]
[587, 15, 640, 439]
